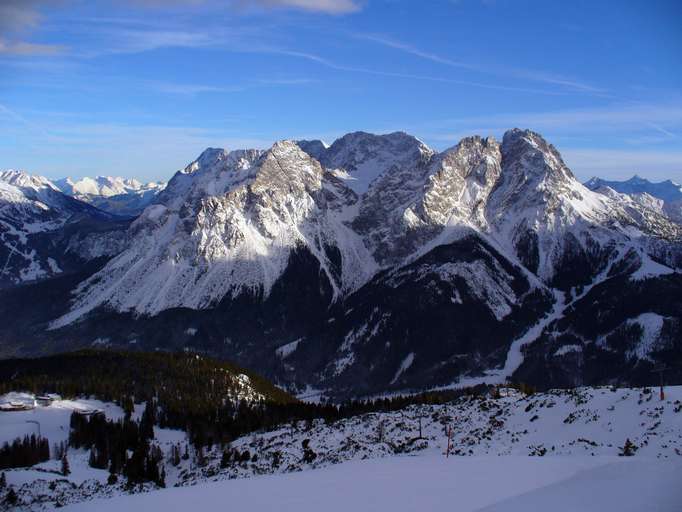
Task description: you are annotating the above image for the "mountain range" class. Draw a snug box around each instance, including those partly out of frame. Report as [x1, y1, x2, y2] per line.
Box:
[584, 175, 682, 224]
[55, 176, 166, 217]
[1, 129, 681, 398]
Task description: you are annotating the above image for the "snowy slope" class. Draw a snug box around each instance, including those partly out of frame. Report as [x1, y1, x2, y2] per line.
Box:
[3, 385, 681, 510]
[63, 455, 681, 512]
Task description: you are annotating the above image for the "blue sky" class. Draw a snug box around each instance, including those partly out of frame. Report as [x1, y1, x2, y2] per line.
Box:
[1, 0, 681, 183]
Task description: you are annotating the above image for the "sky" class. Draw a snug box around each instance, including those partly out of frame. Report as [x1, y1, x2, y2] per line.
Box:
[0, 0, 681, 184]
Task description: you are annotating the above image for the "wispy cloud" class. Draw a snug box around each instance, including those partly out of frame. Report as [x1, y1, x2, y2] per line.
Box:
[0, 39, 65, 56]
[0, 102, 54, 140]
[419, 104, 682, 140]
[356, 34, 475, 70]
[128, 0, 362, 14]
[0, 0, 67, 56]
[0, 0, 44, 35]
[355, 32, 606, 95]
[242, 0, 361, 14]
[146, 77, 314, 96]
[266, 48, 578, 96]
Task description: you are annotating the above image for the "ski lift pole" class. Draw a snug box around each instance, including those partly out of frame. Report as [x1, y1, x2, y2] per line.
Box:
[651, 365, 668, 401]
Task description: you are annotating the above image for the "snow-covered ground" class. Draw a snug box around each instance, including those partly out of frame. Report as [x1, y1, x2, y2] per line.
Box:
[63, 455, 681, 512]
[2, 386, 681, 510]
[0, 393, 186, 507]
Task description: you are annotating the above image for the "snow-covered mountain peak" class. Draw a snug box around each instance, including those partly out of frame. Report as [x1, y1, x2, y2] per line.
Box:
[1, 169, 59, 193]
[158, 148, 263, 209]
[183, 147, 232, 175]
[320, 131, 435, 194]
[55, 175, 165, 197]
[296, 139, 329, 161]
[413, 134, 501, 229]
[500, 128, 576, 183]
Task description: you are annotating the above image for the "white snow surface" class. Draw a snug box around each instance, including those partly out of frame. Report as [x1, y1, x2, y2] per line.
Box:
[626, 312, 669, 361]
[4, 386, 682, 510]
[63, 455, 681, 512]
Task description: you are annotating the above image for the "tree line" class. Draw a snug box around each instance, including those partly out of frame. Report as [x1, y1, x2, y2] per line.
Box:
[0, 434, 50, 470]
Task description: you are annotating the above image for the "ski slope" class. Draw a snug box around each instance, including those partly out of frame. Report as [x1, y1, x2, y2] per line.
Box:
[63, 455, 681, 512]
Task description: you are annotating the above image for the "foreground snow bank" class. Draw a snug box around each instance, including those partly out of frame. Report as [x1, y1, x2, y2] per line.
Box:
[63, 455, 681, 512]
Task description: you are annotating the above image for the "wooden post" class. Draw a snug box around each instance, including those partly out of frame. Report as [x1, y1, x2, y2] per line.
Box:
[445, 425, 453, 458]
[651, 366, 668, 401]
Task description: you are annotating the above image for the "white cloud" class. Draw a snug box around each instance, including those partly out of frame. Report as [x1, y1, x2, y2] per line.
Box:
[267, 48, 577, 96]
[0, 39, 64, 56]
[0, 0, 44, 35]
[0, 0, 67, 56]
[127, 0, 362, 14]
[356, 32, 605, 95]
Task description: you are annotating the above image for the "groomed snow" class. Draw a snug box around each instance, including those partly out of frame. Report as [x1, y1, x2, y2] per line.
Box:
[62, 455, 681, 512]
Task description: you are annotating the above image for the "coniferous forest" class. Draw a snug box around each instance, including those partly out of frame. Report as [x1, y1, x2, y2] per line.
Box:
[0, 350, 485, 486]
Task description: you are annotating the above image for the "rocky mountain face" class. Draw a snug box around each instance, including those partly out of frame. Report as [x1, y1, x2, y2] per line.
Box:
[1, 130, 681, 397]
[55, 175, 166, 217]
[0, 170, 130, 289]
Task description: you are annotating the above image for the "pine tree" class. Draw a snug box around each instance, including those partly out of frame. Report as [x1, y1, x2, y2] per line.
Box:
[107, 470, 118, 485]
[61, 453, 70, 476]
[0, 472, 6, 489]
[196, 446, 207, 467]
[170, 444, 181, 467]
[5, 487, 17, 506]
[89, 447, 97, 468]
[220, 449, 231, 468]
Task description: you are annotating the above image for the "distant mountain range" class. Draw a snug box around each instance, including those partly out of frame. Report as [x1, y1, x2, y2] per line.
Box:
[54, 176, 166, 217]
[584, 175, 682, 224]
[1, 131, 681, 398]
[0, 170, 129, 288]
